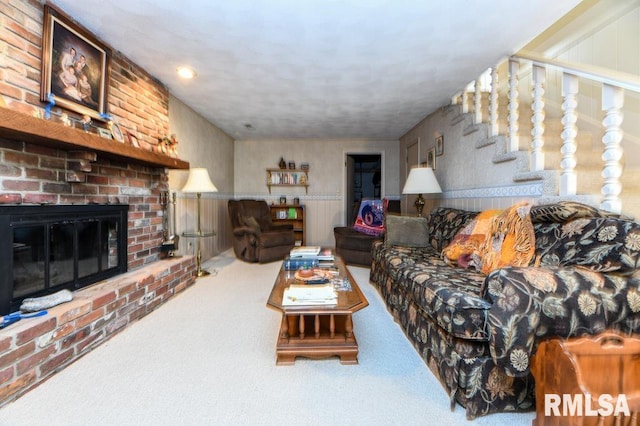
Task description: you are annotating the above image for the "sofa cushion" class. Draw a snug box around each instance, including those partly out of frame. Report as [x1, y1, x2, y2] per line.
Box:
[426, 207, 478, 253]
[373, 242, 491, 340]
[385, 215, 429, 247]
[535, 216, 640, 273]
[403, 262, 491, 341]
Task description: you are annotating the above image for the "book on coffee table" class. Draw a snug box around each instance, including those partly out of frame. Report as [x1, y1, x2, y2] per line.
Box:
[283, 257, 319, 270]
[289, 246, 321, 258]
[282, 284, 337, 306]
[316, 248, 334, 261]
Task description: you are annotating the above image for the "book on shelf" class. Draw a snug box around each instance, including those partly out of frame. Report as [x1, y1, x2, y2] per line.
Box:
[282, 284, 338, 306]
[289, 246, 321, 258]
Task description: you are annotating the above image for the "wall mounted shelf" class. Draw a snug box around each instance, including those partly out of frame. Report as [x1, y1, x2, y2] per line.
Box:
[0, 107, 189, 170]
[266, 168, 309, 194]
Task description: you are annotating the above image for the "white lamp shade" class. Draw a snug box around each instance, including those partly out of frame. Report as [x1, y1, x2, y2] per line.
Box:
[402, 167, 442, 194]
[182, 168, 218, 193]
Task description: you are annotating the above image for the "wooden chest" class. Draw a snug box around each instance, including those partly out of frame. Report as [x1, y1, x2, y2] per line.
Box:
[531, 331, 640, 426]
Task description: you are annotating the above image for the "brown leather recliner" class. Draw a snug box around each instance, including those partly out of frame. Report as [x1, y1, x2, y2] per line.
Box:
[333, 199, 401, 266]
[228, 199, 296, 263]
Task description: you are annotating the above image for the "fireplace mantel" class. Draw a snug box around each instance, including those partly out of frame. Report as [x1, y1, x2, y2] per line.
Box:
[0, 107, 189, 170]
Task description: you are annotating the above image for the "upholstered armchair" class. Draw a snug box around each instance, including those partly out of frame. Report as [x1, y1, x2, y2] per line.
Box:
[228, 199, 296, 263]
[333, 199, 400, 266]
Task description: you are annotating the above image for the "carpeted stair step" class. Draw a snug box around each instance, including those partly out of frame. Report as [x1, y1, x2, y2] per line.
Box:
[463, 122, 488, 138]
[475, 134, 503, 149]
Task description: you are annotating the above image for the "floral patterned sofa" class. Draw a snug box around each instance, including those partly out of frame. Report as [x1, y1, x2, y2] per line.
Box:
[370, 202, 640, 419]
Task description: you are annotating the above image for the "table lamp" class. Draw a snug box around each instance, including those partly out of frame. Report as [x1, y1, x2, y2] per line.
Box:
[402, 166, 442, 216]
[182, 168, 218, 277]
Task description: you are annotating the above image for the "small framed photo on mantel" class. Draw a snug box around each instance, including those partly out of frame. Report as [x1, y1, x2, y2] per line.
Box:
[127, 131, 140, 148]
[97, 127, 112, 139]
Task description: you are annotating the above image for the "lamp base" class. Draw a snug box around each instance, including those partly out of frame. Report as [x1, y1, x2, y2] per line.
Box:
[195, 268, 210, 277]
[414, 194, 425, 216]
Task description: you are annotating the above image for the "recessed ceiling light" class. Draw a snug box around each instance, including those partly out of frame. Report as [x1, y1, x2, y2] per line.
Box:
[177, 66, 196, 79]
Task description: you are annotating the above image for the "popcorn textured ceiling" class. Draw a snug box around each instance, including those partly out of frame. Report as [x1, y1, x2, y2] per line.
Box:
[51, 0, 583, 140]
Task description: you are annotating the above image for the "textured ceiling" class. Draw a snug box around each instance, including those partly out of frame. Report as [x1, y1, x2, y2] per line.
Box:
[51, 0, 583, 140]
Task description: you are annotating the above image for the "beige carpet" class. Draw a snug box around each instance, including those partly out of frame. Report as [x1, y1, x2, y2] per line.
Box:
[0, 250, 535, 425]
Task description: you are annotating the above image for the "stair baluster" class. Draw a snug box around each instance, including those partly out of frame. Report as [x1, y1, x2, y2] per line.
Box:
[508, 59, 520, 152]
[560, 73, 579, 196]
[531, 65, 546, 172]
[474, 78, 482, 124]
[490, 67, 499, 137]
[601, 84, 624, 214]
[461, 88, 469, 114]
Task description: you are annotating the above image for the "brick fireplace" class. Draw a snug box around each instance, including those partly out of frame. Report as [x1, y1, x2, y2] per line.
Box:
[0, 1, 196, 406]
[0, 123, 197, 406]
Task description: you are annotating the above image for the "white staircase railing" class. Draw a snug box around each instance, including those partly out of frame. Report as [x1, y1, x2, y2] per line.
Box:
[455, 50, 640, 214]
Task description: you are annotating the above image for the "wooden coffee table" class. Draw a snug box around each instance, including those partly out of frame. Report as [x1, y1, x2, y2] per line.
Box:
[266, 253, 369, 365]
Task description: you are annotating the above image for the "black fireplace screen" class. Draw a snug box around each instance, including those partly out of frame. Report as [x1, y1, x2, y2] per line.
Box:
[0, 205, 128, 315]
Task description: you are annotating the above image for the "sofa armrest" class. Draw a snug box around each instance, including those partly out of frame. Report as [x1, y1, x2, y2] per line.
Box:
[483, 266, 640, 377]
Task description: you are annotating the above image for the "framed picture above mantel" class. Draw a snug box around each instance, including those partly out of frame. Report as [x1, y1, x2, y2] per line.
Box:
[40, 4, 111, 121]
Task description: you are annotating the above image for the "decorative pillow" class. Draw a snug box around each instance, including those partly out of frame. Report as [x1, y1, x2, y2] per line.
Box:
[385, 215, 429, 247]
[353, 199, 387, 237]
[239, 215, 261, 233]
[537, 216, 640, 273]
[442, 209, 502, 268]
[476, 202, 535, 275]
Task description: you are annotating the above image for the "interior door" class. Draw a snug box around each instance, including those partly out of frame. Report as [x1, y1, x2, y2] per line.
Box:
[345, 155, 355, 224]
[404, 140, 419, 214]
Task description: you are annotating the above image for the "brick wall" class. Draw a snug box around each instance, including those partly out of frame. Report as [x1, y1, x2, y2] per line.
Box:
[0, 0, 174, 267]
[0, 0, 169, 147]
[0, 256, 196, 406]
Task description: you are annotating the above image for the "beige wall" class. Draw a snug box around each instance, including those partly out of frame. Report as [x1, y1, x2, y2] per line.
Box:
[168, 95, 235, 259]
[234, 139, 400, 247]
[399, 107, 545, 215]
[527, 0, 640, 166]
[554, 3, 640, 166]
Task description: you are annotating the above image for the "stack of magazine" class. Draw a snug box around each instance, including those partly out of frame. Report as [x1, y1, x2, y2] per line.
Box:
[282, 284, 338, 306]
[289, 246, 321, 258]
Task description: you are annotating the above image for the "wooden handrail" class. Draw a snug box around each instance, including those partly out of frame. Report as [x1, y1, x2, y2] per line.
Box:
[513, 50, 640, 93]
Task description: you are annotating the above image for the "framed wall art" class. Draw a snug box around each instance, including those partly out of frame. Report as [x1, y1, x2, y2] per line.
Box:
[40, 5, 111, 120]
[435, 135, 444, 156]
[426, 147, 436, 170]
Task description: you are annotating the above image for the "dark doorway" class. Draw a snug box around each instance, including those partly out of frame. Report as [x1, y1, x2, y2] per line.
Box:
[345, 154, 382, 223]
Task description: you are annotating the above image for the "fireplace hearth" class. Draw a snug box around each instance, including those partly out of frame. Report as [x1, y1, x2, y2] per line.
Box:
[0, 204, 128, 315]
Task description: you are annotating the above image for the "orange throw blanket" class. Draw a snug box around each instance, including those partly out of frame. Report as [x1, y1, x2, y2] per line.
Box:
[477, 201, 535, 275]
